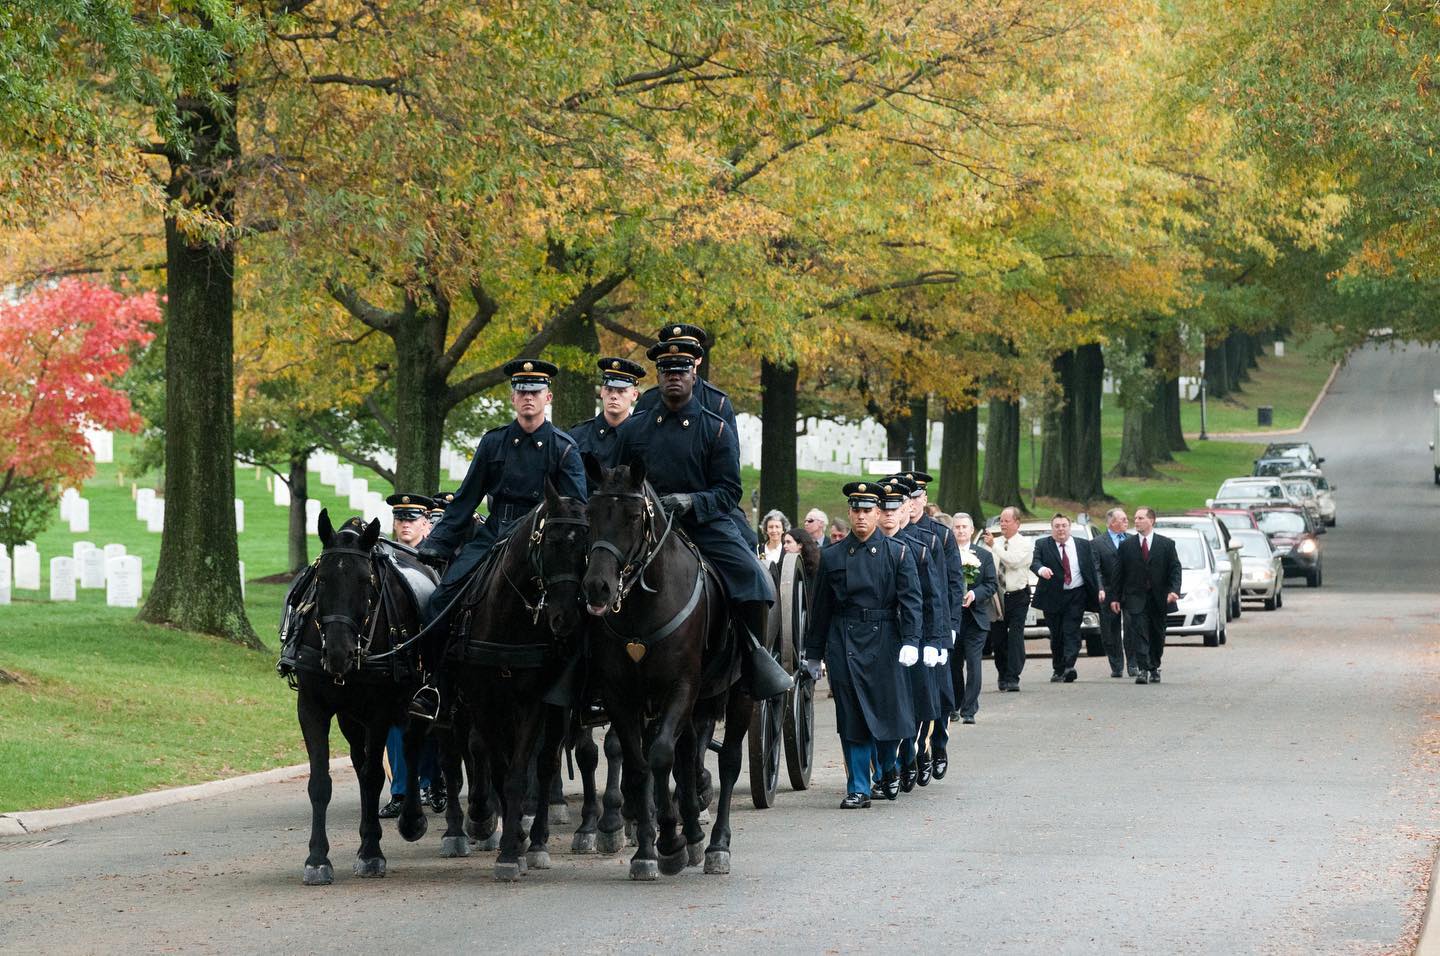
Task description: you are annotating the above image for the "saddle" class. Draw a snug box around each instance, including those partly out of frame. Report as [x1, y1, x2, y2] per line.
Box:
[376, 541, 438, 611]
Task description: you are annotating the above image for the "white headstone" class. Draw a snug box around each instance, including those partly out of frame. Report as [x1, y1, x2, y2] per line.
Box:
[104, 543, 127, 561]
[234, 498, 245, 533]
[364, 491, 387, 526]
[238, 561, 245, 600]
[49, 556, 77, 601]
[0, 553, 9, 605]
[86, 428, 114, 463]
[1274, 340, 1285, 357]
[348, 477, 369, 510]
[68, 497, 90, 533]
[273, 479, 290, 507]
[319, 453, 338, 485]
[147, 499, 165, 533]
[448, 456, 468, 481]
[306, 498, 322, 534]
[13, 545, 40, 590]
[72, 540, 97, 562]
[79, 547, 107, 589]
[106, 556, 142, 608]
[136, 487, 156, 522]
[60, 487, 79, 521]
[332, 463, 353, 495]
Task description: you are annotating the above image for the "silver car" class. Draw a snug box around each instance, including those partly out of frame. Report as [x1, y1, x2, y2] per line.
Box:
[1282, 478, 1325, 529]
[1162, 528, 1229, 648]
[1230, 528, 1284, 609]
[1283, 470, 1336, 526]
[1155, 515, 1243, 621]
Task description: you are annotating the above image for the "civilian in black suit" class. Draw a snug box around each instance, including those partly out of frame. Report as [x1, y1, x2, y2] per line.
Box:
[1030, 513, 1102, 683]
[947, 513, 997, 723]
[1091, 507, 1136, 678]
[1108, 506, 1182, 684]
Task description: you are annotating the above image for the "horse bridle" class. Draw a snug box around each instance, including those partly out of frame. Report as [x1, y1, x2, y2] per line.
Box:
[586, 487, 673, 613]
[504, 503, 591, 625]
[314, 546, 386, 681]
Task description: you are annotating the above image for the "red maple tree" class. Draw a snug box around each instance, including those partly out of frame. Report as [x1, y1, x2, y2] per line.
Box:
[0, 279, 159, 545]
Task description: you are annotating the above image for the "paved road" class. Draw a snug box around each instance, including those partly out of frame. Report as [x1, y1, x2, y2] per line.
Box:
[4, 344, 1438, 955]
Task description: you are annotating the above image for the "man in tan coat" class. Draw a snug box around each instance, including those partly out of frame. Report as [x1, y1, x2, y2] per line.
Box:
[991, 506, 1035, 691]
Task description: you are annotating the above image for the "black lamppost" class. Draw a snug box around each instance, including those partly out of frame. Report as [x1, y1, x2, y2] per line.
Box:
[1198, 357, 1209, 441]
[903, 436, 916, 472]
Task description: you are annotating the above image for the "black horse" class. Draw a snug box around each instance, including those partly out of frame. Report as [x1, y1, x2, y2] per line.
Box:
[580, 459, 753, 879]
[289, 512, 431, 885]
[447, 484, 592, 880]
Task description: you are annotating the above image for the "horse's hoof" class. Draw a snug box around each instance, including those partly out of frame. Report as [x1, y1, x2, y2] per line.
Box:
[525, 849, 552, 870]
[571, 831, 598, 854]
[658, 846, 687, 876]
[596, 828, 626, 855]
[703, 849, 730, 875]
[549, 802, 570, 826]
[302, 863, 333, 886]
[494, 861, 522, 882]
[353, 856, 387, 878]
[520, 813, 535, 835]
[440, 835, 470, 858]
[629, 858, 659, 881]
[687, 841, 705, 867]
[397, 812, 428, 843]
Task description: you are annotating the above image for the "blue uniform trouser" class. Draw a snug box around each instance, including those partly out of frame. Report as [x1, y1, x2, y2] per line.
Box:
[387, 726, 438, 797]
[842, 739, 877, 796]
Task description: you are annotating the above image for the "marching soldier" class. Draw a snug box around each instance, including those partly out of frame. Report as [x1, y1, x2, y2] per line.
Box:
[633, 323, 758, 550]
[613, 338, 790, 700]
[905, 472, 964, 781]
[414, 359, 587, 718]
[803, 481, 923, 808]
[569, 356, 645, 484]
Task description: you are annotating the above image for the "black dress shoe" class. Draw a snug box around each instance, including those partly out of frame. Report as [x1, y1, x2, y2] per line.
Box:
[1135, 673, 1149, 685]
[1110, 670, 1123, 678]
[1050, 672, 1063, 683]
[1063, 668, 1078, 683]
[962, 715, 976, 725]
[949, 710, 961, 722]
[931, 751, 948, 779]
[880, 769, 901, 800]
[379, 796, 405, 819]
[900, 763, 917, 793]
[1127, 666, 1138, 677]
[418, 787, 432, 812]
[429, 787, 447, 814]
[917, 755, 932, 787]
[1006, 683, 1020, 692]
[1150, 670, 1161, 683]
[839, 792, 871, 809]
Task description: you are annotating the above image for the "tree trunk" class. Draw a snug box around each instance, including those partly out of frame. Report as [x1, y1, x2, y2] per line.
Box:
[1205, 337, 1229, 400]
[1111, 356, 1163, 479]
[551, 309, 600, 429]
[1162, 374, 1189, 453]
[908, 396, 928, 473]
[287, 448, 310, 574]
[1035, 352, 1073, 499]
[1070, 343, 1108, 502]
[883, 416, 909, 461]
[938, 402, 983, 522]
[1147, 378, 1173, 462]
[1228, 333, 1250, 387]
[390, 311, 448, 495]
[759, 359, 798, 525]
[980, 398, 1025, 511]
[140, 87, 259, 649]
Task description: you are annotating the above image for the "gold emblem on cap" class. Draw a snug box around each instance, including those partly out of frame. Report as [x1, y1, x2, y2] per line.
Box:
[522, 361, 534, 372]
[858, 483, 867, 492]
[906, 473, 914, 480]
[668, 344, 679, 353]
[611, 360, 620, 369]
[672, 326, 682, 335]
[401, 496, 410, 503]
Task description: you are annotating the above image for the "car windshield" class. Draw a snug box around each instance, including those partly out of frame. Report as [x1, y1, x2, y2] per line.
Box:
[1159, 520, 1219, 549]
[1231, 531, 1271, 557]
[1171, 535, 1209, 569]
[1218, 480, 1283, 500]
[1285, 481, 1316, 497]
[1311, 477, 1330, 491]
[1255, 510, 1306, 534]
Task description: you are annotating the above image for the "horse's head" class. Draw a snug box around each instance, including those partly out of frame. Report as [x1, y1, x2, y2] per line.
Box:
[581, 454, 654, 616]
[535, 481, 589, 636]
[315, 509, 382, 677]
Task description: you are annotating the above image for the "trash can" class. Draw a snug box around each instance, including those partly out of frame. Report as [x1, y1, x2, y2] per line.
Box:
[1257, 405, 1273, 427]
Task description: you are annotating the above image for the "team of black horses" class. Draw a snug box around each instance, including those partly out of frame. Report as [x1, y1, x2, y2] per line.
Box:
[280, 457, 811, 884]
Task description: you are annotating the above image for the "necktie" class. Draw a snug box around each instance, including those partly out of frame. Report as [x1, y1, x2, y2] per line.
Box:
[1060, 541, 1072, 585]
[1142, 536, 1150, 561]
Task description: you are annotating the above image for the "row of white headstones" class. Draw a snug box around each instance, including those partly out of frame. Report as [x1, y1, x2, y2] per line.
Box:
[0, 542, 147, 608]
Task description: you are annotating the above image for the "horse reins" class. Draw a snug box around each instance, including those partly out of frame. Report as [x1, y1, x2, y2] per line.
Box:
[586, 486, 676, 614]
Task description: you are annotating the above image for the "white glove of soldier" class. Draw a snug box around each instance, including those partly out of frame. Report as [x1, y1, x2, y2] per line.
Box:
[898, 645, 919, 667]
[938, 648, 949, 666]
[922, 646, 940, 667]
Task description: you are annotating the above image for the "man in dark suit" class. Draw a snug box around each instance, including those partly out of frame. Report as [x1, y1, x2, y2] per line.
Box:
[1092, 507, 1135, 678]
[1030, 513, 1101, 683]
[1108, 506, 1182, 684]
[948, 513, 997, 724]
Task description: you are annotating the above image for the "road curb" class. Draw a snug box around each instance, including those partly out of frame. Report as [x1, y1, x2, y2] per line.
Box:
[0, 757, 349, 836]
[1418, 843, 1440, 956]
[1199, 360, 1342, 441]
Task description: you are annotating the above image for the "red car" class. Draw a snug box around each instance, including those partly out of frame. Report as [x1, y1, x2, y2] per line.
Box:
[1195, 507, 1260, 535]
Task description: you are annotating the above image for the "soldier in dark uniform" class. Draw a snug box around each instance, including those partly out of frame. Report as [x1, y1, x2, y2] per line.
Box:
[426, 493, 452, 526]
[885, 476, 946, 793]
[802, 481, 923, 809]
[905, 472, 964, 782]
[613, 339, 788, 700]
[568, 356, 645, 484]
[632, 323, 758, 550]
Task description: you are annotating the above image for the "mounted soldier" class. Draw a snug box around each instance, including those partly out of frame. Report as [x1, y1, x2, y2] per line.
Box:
[569, 356, 645, 485]
[612, 337, 790, 700]
[802, 481, 923, 809]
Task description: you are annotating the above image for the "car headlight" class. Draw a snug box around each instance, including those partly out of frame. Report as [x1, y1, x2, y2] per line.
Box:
[1297, 539, 1317, 555]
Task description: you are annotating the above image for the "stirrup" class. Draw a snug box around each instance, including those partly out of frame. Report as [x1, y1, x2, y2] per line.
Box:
[409, 685, 440, 723]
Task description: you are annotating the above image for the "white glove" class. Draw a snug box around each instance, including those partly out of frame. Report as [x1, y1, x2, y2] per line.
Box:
[922, 646, 940, 667]
[898, 645, 919, 667]
[950, 629, 957, 642]
[938, 648, 949, 666]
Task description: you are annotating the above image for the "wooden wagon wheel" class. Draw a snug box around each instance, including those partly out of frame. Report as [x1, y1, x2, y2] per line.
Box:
[773, 552, 814, 790]
[748, 555, 788, 809]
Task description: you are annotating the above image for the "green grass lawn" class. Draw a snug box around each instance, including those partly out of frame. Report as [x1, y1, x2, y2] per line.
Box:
[0, 333, 1335, 811]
